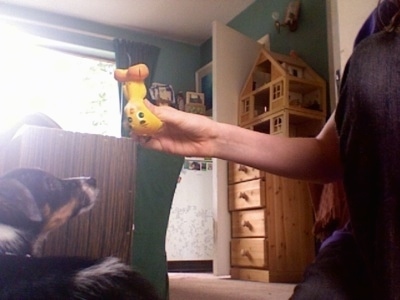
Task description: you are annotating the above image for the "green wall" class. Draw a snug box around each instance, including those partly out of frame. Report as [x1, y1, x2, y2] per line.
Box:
[201, 0, 329, 82]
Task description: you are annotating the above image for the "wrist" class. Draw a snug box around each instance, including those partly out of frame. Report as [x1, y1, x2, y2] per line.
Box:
[211, 122, 238, 160]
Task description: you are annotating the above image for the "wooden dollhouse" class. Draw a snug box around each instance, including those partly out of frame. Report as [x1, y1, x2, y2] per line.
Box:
[228, 48, 327, 283]
[238, 49, 326, 136]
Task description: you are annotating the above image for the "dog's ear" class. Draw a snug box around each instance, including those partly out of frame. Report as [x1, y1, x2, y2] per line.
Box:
[0, 179, 43, 222]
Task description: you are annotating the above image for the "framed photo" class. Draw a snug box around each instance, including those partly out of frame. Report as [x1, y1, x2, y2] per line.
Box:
[176, 92, 185, 111]
[149, 83, 175, 106]
[186, 92, 205, 105]
[185, 103, 206, 115]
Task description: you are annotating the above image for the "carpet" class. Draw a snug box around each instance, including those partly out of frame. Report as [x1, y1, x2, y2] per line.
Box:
[169, 273, 295, 300]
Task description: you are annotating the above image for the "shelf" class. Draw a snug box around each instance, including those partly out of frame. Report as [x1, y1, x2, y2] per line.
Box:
[250, 109, 325, 137]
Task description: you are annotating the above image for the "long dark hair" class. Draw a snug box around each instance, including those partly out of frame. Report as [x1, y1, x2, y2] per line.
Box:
[378, 0, 400, 32]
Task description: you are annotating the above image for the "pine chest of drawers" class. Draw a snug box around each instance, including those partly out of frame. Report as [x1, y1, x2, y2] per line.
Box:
[228, 161, 315, 283]
[229, 47, 327, 283]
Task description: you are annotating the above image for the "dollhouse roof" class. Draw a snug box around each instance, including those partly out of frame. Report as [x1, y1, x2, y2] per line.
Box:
[240, 48, 325, 97]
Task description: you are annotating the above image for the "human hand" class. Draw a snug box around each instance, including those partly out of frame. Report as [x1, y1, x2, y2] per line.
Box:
[133, 100, 218, 158]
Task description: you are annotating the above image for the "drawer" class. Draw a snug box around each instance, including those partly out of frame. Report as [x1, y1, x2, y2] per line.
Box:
[228, 179, 265, 211]
[228, 162, 262, 184]
[230, 267, 270, 283]
[231, 238, 268, 268]
[231, 209, 266, 238]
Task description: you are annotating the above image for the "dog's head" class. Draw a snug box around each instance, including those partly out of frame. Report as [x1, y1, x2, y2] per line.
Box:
[0, 168, 98, 254]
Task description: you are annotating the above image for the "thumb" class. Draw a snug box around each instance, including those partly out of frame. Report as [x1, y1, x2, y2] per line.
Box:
[143, 99, 156, 112]
[143, 99, 178, 122]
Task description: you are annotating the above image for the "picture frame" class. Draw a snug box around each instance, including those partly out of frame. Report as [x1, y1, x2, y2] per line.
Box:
[185, 103, 206, 115]
[149, 83, 175, 106]
[176, 91, 185, 111]
[186, 92, 205, 105]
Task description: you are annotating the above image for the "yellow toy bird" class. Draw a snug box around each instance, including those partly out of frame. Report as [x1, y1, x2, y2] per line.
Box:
[114, 64, 163, 136]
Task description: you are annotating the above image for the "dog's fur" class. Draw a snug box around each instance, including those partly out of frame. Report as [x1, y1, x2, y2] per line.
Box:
[0, 168, 160, 300]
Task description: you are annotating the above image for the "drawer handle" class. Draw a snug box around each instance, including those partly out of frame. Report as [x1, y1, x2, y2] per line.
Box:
[238, 165, 248, 173]
[239, 192, 249, 201]
[241, 220, 253, 230]
[240, 249, 250, 257]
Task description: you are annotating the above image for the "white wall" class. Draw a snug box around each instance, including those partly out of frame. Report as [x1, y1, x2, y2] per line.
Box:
[336, 0, 377, 73]
[166, 159, 213, 261]
[327, 0, 377, 109]
[212, 21, 262, 275]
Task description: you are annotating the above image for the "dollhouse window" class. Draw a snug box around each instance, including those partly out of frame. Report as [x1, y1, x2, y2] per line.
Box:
[272, 82, 283, 100]
[287, 65, 303, 78]
[272, 115, 283, 133]
[241, 98, 250, 113]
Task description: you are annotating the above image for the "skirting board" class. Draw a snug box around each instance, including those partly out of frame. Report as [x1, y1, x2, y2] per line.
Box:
[168, 260, 212, 273]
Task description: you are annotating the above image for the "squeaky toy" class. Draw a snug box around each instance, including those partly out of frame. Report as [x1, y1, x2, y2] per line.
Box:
[114, 64, 163, 136]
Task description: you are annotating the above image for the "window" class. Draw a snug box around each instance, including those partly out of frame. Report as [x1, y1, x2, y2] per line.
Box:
[0, 23, 120, 137]
[272, 81, 283, 100]
[273, 115, 283, 134]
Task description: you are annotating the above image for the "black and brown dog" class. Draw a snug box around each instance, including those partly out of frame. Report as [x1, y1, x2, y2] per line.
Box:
[0, 168, 160, 300]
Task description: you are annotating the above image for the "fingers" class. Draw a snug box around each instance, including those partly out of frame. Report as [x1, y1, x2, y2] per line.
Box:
[143, 99, 157, 113]
[131, 133, 153, 147]
[143, 99, 181, 123]
[134, 134, 164, 152]
[138, 135, 153, 144]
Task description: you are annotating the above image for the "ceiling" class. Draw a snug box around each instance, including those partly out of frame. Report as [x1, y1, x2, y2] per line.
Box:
[1, 0, 256, 45]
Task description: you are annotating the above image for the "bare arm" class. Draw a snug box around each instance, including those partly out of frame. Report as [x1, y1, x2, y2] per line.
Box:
[137, 102, 342, 183]
[214, 113, 342, 183]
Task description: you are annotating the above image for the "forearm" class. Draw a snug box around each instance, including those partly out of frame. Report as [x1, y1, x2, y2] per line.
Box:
[140, 102, 342, 183]
[213, 120, 342, 183]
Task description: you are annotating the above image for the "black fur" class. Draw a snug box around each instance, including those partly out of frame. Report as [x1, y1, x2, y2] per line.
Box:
[0, 168, 160, 300]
